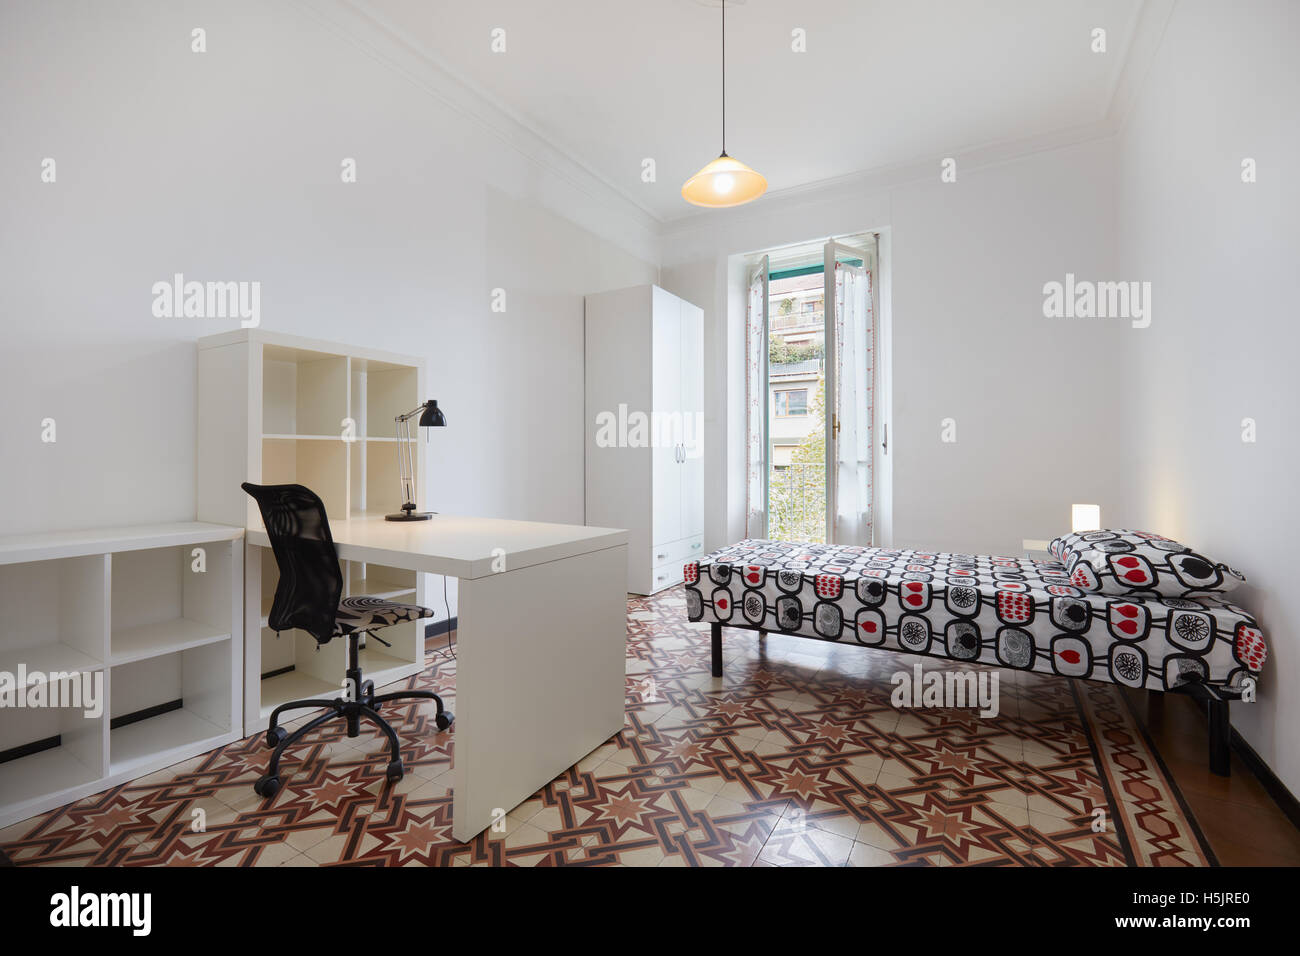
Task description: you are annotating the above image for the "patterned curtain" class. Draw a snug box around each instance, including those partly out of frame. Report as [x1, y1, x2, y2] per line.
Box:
[744, 262, 767, 538]
[832, 261, 875, 545]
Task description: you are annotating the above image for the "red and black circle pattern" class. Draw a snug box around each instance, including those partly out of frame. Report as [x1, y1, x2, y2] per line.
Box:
[684, 539, 1265, 699]
[1049, 529, 1247, 599]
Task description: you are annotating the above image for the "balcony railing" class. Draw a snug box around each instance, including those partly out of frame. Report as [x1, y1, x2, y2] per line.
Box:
[771, 310, 824, 331]
[769, 358, 823, 377]
[768, 462, 826, 544]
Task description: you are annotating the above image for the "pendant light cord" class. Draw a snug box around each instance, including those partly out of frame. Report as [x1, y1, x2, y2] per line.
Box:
[721, 0, 726, 155]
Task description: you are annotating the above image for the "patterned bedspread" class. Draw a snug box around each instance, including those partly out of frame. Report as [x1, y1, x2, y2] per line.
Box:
[685, 540, 1266, 699]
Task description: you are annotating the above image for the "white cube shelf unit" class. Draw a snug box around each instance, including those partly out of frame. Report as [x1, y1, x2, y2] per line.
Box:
[0, 523, 242, 829]
[196, 329, 432, 734]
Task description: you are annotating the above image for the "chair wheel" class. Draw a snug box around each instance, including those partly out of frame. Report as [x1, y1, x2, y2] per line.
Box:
[254, 774, 281, 799]
[265, 726, 288, 749]
[435, 711, 454, 731]
[385, 760, 404, 784]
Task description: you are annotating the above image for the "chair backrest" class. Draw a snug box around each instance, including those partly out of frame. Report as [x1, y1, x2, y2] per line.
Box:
[240, 482, 342, 644]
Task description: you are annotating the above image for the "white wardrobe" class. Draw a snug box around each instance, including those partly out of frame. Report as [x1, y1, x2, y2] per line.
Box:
[585, 285, 704, 594]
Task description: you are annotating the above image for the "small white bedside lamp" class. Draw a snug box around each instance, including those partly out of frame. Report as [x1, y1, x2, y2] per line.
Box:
[1071, 504, 1101, 534]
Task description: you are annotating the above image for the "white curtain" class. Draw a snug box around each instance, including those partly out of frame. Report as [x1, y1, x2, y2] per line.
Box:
[833, 261, 875, 545]
[744, 263, 767, 538]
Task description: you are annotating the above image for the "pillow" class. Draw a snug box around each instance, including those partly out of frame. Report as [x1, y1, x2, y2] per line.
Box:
[1047, 529, 1246, 598]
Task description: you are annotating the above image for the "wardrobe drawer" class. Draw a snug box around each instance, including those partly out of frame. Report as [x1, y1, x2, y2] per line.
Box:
[649, 534, 704, 569]
[649, 561, 684, 593]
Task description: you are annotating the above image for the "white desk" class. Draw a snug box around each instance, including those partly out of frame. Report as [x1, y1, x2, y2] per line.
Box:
[247, 514, 629, 842]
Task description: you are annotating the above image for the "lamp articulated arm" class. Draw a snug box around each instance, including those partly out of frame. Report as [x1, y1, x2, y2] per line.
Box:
[386, 400, 445, 521]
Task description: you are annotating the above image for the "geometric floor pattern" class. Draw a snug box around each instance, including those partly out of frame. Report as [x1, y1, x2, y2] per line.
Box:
[0, 587, 1214, 866]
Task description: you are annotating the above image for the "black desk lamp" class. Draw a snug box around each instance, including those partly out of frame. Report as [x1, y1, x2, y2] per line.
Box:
[385, 400, 445, 521]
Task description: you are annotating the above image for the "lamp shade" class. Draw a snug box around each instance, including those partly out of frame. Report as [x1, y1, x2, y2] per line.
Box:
[1071, 503, 1100, 533]
[418, 400, 446, 427]
[681, 153, 767, 208]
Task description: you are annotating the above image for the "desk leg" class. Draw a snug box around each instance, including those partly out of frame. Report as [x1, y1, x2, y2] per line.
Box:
[451, 544, 628, 843]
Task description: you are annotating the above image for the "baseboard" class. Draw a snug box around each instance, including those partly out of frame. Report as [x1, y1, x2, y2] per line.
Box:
[1188, 696, 1300, 831]
[425, 617, 457, 639]
[1230, 724, 1300, 832]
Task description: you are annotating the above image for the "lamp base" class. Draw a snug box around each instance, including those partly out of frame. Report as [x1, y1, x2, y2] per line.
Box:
[385, 512, 435, 521]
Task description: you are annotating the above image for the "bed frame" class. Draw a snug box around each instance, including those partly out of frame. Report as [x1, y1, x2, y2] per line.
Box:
[708, 621, 1234, 776]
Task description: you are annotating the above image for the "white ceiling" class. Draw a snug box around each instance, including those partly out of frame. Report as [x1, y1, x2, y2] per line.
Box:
[361, 0, 1143, 221]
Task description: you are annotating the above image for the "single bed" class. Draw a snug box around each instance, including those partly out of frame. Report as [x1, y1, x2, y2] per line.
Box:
[685, 539, 1267, 775]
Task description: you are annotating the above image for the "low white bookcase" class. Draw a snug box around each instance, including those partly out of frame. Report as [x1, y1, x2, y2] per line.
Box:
[0, 522, 243, 829]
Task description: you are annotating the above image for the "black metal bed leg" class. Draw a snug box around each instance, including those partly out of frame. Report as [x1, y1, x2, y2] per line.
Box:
[1208, 697, 1231, 777]
[711, 622, 722, 678]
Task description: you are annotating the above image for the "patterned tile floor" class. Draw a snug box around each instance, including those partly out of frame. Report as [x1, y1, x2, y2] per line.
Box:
[0, 587, 1214, 866]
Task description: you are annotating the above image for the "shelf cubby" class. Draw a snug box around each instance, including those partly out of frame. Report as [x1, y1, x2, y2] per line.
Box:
[108, 640, 233, 777]
[0, 555, 108, 680]
[261, 437, 351, 522]
[364, 363, 421, 441]
[109, 542, 234, 664]
[0, 704, 106, 816]
[262, 348, 350, 439]
[347, 562, 417, 601]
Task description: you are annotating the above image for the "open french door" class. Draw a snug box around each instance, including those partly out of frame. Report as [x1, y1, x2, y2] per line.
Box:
[823, 238, 878, 545]
[745, 255, 769, 538]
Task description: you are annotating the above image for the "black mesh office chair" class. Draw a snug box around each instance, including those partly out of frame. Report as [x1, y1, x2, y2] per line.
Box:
[241, 482, 453, 798]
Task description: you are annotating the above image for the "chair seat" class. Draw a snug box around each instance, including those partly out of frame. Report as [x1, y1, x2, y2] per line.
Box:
[333, 596, 435, 636]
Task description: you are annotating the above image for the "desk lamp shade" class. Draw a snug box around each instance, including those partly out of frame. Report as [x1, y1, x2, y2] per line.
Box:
[419, 400, 446, 428]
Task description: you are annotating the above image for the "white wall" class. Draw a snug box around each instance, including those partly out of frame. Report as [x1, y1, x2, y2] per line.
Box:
[0, 0, 656, 545]
[661, 136, 1126, 556]
[1114, 0, 1300, 793]
[0, 0, 657, 630]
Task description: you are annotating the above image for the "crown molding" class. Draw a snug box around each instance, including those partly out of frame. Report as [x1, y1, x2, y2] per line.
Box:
[287, 0, 1176, 262]
[661, 1, 1176, 242]
[284, 0, 662, 261]
[659, 117, 1117, 242]
[1105, 0, 1177, 133]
